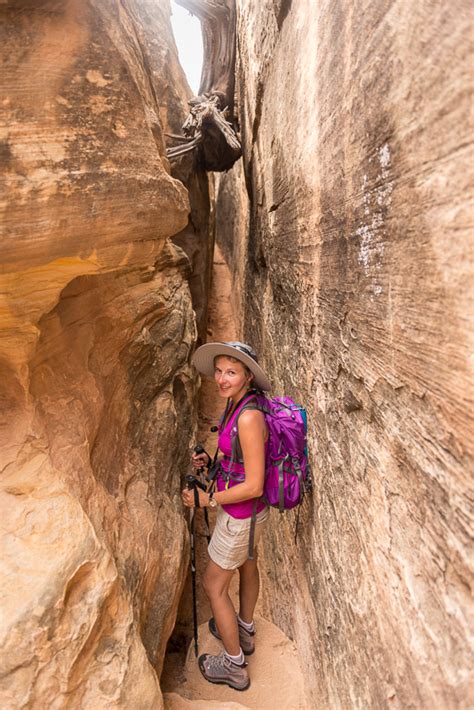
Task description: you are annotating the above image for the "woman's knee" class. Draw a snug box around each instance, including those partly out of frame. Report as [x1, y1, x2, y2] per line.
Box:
[203, 564, 231, 600]
[202, 570, 215, 599]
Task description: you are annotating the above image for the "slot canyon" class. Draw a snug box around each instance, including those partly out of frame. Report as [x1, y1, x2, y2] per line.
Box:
[0, 1, 472, 709]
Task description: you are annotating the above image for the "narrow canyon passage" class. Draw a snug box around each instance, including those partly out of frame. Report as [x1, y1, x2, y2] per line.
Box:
[161, 245, 308, 708]
[161, 243, 238, 691]
[0, 1, 472, 709]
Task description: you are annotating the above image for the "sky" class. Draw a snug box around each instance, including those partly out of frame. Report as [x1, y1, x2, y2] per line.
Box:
[170, 2, 203, 95]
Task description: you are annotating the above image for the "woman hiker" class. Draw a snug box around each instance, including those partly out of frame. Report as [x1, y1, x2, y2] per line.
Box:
[181, 341, 271, 692]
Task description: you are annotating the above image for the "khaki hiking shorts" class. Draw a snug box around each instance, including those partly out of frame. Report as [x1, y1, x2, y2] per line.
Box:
[208, 507, 269, 571]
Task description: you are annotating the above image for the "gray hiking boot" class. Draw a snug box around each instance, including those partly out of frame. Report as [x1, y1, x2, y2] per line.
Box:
[198, 652, 250, 691]
[208, 616, 255, 656]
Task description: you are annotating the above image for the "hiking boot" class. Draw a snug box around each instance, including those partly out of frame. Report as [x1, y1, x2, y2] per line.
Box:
[208, 617, 255, 656]
[198, 652, 250, 691]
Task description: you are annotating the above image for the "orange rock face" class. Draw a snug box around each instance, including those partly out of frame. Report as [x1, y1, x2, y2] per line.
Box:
[0, 1, 200, 707]
[216, 1, 474, 707]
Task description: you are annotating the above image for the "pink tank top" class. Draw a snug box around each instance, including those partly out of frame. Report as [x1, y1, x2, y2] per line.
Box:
[216, 395, 268, 519]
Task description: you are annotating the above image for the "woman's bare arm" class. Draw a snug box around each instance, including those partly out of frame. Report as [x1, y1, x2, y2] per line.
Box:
[183, 409, 267, 507]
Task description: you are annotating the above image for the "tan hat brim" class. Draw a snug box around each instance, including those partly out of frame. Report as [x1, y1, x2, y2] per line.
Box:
[191, 343, 272, 391]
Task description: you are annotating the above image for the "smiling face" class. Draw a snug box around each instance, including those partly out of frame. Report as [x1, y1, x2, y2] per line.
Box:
[214, 355, 253, 402]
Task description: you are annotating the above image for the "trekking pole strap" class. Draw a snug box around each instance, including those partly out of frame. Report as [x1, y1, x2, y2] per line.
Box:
[293, 459, 304, 504]
[278, 459, 285, 513]
[203, 506, 211, 544]
[247, 499, 258, 560]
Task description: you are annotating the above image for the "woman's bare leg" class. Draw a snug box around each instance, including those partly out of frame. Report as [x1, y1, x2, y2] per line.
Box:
[203, 560, 240, 655]
[238, 554, 260, 623]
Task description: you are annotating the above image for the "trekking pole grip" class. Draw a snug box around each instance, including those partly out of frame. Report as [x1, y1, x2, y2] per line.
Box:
[193, 443, 211, 472]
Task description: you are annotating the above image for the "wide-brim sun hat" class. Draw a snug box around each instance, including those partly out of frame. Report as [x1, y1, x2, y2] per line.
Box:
[192, 341, 272, 392]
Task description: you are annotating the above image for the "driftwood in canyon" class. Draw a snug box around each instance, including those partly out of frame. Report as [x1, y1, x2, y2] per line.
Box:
[167, 93, 241, 171]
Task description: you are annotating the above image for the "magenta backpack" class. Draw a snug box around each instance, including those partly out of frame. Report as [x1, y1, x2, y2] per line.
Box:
[228, 391, 312, 558]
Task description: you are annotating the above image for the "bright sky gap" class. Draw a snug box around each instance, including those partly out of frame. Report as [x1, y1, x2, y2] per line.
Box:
[170, 2, 203, 95]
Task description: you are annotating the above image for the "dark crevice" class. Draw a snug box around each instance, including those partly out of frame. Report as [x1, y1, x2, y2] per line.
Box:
[273, 0, 292, 30]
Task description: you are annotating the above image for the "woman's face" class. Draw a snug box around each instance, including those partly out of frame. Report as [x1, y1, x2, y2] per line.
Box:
[214, 356, 252, 401]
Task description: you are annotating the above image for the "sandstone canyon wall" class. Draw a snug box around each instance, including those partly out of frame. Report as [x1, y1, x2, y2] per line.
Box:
[0, 1, 207, 707]
[216, 1, 473, 708]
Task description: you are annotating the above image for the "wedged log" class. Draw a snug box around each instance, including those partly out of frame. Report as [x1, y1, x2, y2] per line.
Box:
[198, 98, 241, 170]
[167, 94, 241, 172]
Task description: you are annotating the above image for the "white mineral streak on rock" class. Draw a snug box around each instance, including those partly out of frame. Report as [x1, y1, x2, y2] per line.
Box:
[356, 143, 393, 298]
[379, 142, 391, 169]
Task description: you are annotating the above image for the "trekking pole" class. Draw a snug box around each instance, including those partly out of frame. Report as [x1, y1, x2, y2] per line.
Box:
[186, 445, 213, 656]
[186, 473, 200, 657]
[194, 444, 211, 544]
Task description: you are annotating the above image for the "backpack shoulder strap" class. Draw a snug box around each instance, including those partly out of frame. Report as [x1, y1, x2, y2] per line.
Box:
[231, 394, 260, 464]
[235, 390, 262, 421]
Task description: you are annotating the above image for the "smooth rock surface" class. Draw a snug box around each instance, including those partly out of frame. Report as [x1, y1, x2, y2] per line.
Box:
[216, 1, 474, 708]
[0, 1, 202, 707]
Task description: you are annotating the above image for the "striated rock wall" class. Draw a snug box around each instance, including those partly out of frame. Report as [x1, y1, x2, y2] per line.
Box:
[216, 1, 474, 707]
[0, 1, 205, 707]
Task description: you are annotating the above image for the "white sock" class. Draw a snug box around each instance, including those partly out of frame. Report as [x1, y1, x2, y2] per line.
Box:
[237, 615, 255, 632]
[225, 649, 245, 665]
